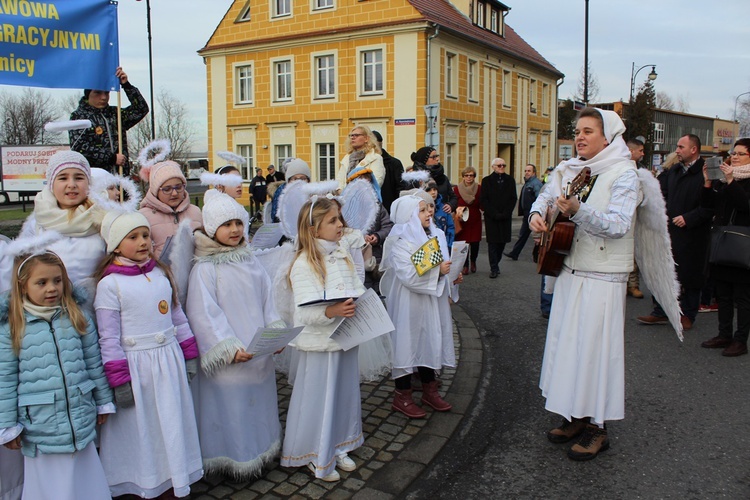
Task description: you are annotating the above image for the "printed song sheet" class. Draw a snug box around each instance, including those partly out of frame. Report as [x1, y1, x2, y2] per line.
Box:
[247, 326, 304, 357]
[249, 223, 285, 249]
[329, 289, 395, 351]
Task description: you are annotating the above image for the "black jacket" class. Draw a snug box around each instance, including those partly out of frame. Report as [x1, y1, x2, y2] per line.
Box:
[69, 82, 149, 173]
[702, 177, 750, 284]
[660, 158, 713, 288]
[380, 149, 404, 213]
[481, 172, 517, 244]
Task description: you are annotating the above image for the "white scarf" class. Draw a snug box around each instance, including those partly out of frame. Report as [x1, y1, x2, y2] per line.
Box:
[33, 188, 104, 237]
[23, 298, 60, 322]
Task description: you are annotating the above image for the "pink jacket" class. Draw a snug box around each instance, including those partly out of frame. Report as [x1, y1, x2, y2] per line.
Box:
[139, 191, 202, 257]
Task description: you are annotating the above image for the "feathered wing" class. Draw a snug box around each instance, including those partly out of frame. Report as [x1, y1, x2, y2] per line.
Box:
[340, 178, 378, 233]
[277, 181, 309, 240]
[252, 242, 297, 328]
[634, 169, 683, 341]
[162, 219, 196, 307]
[200, 172, 243, 187]
[89, 174, 142, 212]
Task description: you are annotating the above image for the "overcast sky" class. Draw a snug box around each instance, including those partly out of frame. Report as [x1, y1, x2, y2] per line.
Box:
[12, 0, 748, 152]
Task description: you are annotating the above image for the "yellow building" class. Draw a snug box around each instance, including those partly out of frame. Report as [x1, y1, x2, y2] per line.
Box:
[199, 0, 563, 186]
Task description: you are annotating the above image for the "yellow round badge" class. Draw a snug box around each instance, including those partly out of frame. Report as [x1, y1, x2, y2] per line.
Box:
[95, 126, 104, 135]
[158, 300, 169, 315]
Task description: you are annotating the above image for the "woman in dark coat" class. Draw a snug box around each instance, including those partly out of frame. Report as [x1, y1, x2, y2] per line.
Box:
[699, 138, 750, 357]
[454, 166, 482, 274]
[481, 159, 517, 278]
[410, 147, 458, 212]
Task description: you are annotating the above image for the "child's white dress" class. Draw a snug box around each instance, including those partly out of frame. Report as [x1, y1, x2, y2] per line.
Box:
[186, 233, 284, 479]
[95, 267, 203, 498]
[280, 240, 365, 479]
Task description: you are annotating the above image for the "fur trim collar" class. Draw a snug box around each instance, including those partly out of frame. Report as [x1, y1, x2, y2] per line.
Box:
[193, 229, 252, 263]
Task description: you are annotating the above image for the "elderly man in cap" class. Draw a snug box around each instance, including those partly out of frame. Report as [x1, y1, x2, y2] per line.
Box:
[266, 165, 284, 184]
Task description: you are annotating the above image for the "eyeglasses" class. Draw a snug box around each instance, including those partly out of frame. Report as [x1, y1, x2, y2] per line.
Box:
[463, 174, 476, 177]
[495, 164, 506, 168]
[730, 151, 749, 157]
[428, 154, 440, 159]
[159, 184, 185, 194]
[349, 133, 365, 139]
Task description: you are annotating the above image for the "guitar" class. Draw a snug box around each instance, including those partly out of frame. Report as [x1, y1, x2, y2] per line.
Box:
[536, 167, 592, 277]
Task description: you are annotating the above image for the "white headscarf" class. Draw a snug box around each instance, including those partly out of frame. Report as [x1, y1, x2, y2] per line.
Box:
[380, 195, 449, 272]
[547, 108, 633, 198]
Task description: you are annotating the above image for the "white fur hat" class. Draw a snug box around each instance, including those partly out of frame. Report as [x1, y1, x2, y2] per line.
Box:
[202, 189, 249, 238]
[100, 211, 151, 253]
[46, 150, 91, 190]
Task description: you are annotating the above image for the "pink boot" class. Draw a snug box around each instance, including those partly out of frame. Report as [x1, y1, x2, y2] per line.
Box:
[421, 381, 452, 411]
[392, 389, 426, 419]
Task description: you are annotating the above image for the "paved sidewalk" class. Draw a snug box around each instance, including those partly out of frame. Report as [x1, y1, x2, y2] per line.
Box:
[191, 304, 482, 499]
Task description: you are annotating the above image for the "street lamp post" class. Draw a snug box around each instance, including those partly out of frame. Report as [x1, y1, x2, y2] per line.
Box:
[146, 0, 156, 140]
[629, 63, 658, 104]
[733, 91, 750, 143]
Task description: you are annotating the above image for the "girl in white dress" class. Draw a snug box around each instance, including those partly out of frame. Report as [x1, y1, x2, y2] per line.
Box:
[94, 212, 203, 498]
[380, 195, 455, 419]
[280, 196, 366, 482]
[186, 190, 284, 479]
[0, 252, 114, 500]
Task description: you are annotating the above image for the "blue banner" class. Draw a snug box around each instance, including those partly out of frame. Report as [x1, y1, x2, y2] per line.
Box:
[0, 0, 119, 90]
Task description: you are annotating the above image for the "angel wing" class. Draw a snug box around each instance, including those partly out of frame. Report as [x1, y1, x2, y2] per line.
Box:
[634, 169, 683, 341]
[277, 181, 310, 240]
[160, 219, 196, 307]
[340, 178, 378, 233]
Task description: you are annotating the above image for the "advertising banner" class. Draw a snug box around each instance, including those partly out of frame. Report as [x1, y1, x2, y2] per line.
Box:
[1, 144, 69, 191]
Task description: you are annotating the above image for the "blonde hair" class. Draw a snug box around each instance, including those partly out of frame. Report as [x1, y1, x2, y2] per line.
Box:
[288, 197, 351, 287]
[94, 249, 180, 307]
[344, 125, 382, 156]
[8, 253, 88, 354]
[661, 152, 679, 171]
[461, 166, 477, 177]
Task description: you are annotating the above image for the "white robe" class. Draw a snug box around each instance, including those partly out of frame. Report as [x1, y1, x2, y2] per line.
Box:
[380, 238, 455, 379]
[186, 247, 283, 479]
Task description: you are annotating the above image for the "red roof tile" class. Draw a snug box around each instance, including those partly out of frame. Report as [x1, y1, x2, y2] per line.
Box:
[407, 0, 563, 78]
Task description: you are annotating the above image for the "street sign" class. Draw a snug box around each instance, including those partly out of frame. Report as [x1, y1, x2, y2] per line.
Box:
[573, 100, 586, 111]
[424, 104, 439, 148]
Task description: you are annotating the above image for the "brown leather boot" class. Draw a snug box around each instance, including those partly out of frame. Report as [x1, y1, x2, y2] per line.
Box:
[392, 389, 426, 419]
[547, 417, 587, 443]
[567, 424, 610, 461]
[421, 381, 452, 411]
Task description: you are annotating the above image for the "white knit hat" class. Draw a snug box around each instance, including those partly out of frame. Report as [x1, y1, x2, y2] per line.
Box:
[46, 150, 91, 190]
[202, 189, 249, 238]
[100, 211, 151, 253]
[284, 158, 311, 181]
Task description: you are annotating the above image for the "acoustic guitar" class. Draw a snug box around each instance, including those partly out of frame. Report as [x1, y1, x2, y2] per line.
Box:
[536, 167, 592, 277]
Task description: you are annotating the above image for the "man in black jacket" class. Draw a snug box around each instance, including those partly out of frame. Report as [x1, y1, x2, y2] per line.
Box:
[638, 134, 713, 330]
[481, 158, 517, 278]
[372, 130, 404, 213]
[69, 67, 149, 174]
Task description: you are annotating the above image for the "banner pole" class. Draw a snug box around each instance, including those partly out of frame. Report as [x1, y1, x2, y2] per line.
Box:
[117, 91, 124, 199]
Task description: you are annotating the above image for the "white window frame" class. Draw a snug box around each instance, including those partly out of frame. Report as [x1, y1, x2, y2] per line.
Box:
[236, 1, 251, 22]
[502, 69, 511, 108]
[312, 0, 333, 11]
[467, 143, 477, 170]
[445, 142, 455, 180]
[446, 52, 457, 99]
[234, 63, 254, 105]
[542, 82, 550, 116]
[272, 57, 294, 103]
[468, 59, 478, 103]
[530, 79, 538, 114]
[236, 144, 254, 181]
[653, 122, 665, 144]
[317, 143, 337, 181]
[275, 144, 293, 167]
[358, 46, 385, 97]
[476, 1, 485, 28]
[313, 53, 336, 100]
[272, 0, 291, 18]
[490, 10, 498, 33]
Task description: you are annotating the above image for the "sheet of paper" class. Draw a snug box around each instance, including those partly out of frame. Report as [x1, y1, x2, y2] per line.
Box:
[246, 326, 304, 357]
[249, 223, 285, 249]
[329, 288, 395, 351]
[448, 241, 468, 283]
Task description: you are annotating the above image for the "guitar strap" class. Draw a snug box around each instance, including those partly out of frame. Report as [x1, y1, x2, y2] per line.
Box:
[578, 175, 599, 203]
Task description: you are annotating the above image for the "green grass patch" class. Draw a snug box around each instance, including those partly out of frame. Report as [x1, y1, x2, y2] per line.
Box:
[0, 208, 30, 222]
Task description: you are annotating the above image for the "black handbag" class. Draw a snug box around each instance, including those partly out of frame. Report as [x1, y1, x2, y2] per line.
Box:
[709, 205, 750, 269]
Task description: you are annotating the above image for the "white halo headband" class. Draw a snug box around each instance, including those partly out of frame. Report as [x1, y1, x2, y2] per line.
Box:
[17, 250, 63, 277]
[308, 193, 336, 226]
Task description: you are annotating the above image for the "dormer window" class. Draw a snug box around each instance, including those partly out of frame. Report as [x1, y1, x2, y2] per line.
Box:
[476, 1, 485, 28]
[474, 0, 508, 36]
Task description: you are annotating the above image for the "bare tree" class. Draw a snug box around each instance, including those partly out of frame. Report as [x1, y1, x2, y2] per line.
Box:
[129, 89, 195, 164]
[0, 88, 62, 145]
[574, 62, 600, 104]
[737, 97, 750, 138]
[675, 94, 690, 113]
[655, 91, 675, 110]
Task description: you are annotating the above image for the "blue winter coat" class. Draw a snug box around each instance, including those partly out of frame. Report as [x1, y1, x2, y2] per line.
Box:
[433, 194, 455, 250]
[0, 292, 113, 458]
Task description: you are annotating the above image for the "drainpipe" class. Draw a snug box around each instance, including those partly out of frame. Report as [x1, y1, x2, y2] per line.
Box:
[555, 76, 565, 165]
[426, 24, 440, 106]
